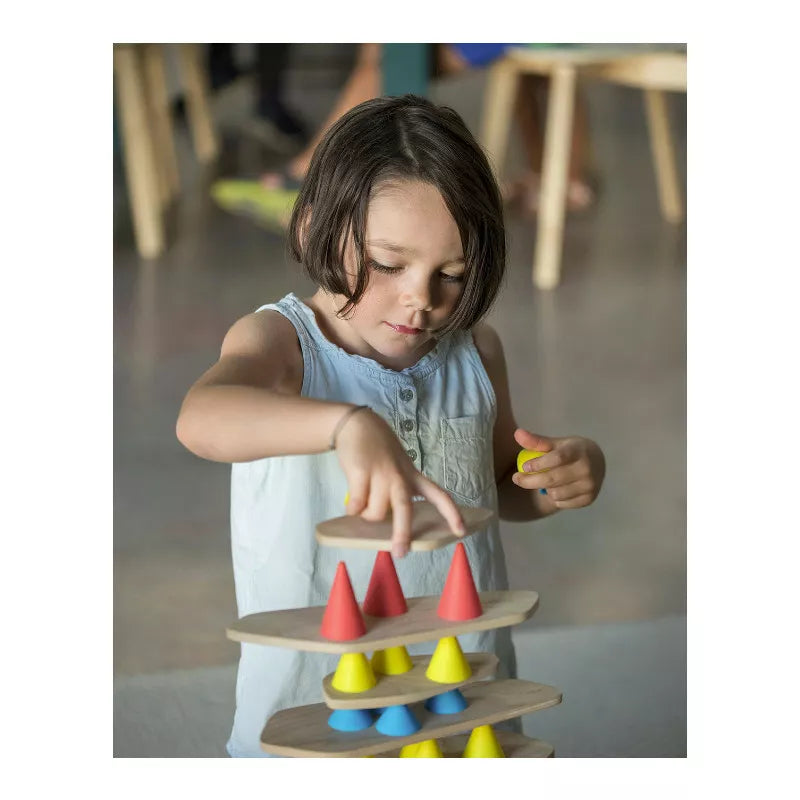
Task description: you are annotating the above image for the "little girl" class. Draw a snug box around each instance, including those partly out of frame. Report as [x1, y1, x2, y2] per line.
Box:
[177, 95, 606, 758]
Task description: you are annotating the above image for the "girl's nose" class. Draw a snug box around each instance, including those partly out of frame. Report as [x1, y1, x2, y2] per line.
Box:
[401, 276, 434, 312]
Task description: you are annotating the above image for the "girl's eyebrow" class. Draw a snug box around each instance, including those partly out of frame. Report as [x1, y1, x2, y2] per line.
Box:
[367, 239, 465, 264]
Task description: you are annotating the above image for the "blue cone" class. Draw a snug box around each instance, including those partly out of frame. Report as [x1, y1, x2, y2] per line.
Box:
[424, 688, 468, 714]
[327, 707, 375, 732]
[375, 704, 421, 736]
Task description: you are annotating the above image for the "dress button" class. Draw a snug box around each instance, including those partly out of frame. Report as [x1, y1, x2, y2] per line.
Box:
[401, 419, 414, 432]
[406, 448, 417, 461]
[400, 389, 414, 402]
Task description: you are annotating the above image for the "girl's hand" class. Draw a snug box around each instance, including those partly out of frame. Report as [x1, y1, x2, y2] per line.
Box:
[512, 428, 605, 509]
[334, 408, 465, 558]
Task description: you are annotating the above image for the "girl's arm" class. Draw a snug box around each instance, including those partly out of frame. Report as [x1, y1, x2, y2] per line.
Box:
[176, 310, 465, 556]
[473, 323, 560, 522]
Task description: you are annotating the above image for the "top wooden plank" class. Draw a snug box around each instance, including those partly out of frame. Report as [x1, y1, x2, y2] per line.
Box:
[315, 502, 494, 551]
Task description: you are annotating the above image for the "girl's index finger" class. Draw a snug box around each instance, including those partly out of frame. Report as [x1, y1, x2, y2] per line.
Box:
[418, 477, 466, 537]
[518, 449, 560, 474]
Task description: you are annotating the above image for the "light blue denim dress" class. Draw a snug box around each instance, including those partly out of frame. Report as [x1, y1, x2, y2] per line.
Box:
[226, 293, 517, 757]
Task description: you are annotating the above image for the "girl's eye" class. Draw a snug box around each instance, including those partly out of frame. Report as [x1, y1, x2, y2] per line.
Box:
[368, 260, 401, 274]
[440, 272, 464, 284]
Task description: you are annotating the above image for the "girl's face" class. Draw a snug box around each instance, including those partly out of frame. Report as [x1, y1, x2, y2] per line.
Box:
[323, 180, 466, 371]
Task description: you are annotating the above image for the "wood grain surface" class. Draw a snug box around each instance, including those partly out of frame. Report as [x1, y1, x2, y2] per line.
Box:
[227, 590, 539, 653]
[322, 652, 499, 709]
[260, 679, 562, 757]
[315, 502, 494, 551]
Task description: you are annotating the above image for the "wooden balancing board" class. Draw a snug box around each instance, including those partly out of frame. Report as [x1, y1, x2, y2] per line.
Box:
[226, 590, 539, 652]
[227, 502, 562, 757]
[315, 501, 494, 551]
[261, 680, 562, 758]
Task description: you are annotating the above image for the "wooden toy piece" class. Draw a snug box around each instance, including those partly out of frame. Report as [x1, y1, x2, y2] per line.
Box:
[315, 501, 494, 552]
[424, 688, 468, 715]
[330, 653, 377, 693]
[383, 730, 555, 758]
[463, 724, 505, 757]
[228, 590, 539, 653]
[370, 645, 413, 675]
[259, 679, 562, 757]
[319, 562, 366, 641]
[517, 449, 549, 495]
[375, 704, 422, 736]
[437, 543, 483, 621]
[425, 636, 472, 683]
[413, 739, 443, 757]
[327, 708, 375, 732]
[399, 742, 419, 757]
[362, 552, 407, 617]
[322, 652, 498, 710]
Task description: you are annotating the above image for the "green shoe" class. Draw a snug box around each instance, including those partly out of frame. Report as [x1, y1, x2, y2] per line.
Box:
[211, 180, 298, 232]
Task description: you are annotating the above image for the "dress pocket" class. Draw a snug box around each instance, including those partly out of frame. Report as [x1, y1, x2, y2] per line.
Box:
[440, 416, 494, 502]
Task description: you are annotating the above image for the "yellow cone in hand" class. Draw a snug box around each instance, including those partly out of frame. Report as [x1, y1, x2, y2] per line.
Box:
[399, 742, 420, 757]
[371, 645, 413, 675]
[331, 652, 377, 693]
[414, 739, 444, 758]
[425, 636, 472, 684]
[463, 724, 505, 758]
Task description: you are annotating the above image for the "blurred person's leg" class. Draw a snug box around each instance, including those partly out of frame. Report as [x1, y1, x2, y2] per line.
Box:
[247, 44, 307, 151]
[262, 43, 382, 188]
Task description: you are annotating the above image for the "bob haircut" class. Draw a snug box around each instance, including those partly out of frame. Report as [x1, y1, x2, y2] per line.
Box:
[287, 94, 506, 334]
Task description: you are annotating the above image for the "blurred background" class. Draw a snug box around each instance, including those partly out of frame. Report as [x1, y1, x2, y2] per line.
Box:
[113, 43, 686, 757]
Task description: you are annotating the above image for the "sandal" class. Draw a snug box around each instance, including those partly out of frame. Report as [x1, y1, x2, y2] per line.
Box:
[211, 179, 299, 233]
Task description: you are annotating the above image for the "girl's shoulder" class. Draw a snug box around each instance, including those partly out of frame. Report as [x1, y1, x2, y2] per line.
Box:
[469, 321, 505, 368]
[217, 309, 303, 394]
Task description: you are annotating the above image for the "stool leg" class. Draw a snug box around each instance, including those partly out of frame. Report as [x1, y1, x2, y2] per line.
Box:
[480, 60, 519, 182]
[142, 44, 180, 204]
[534, 65, 576, 290]
[177, 43, 219, 164]
[113, 45, 164, 259]
[644, 89, 683, 223]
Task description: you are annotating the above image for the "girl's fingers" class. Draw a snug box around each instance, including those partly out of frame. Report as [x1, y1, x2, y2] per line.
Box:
[361, 483, 391, 522]
[346, 474, 370, 516]
[544, 480, 594, 503]
[417, 475, 465, 536]
[549, 492, 594, 510]
[389, 485, 413, 559]
[513, 463, 582, 491]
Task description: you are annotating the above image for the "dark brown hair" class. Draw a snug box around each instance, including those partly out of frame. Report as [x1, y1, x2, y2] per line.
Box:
[287, 94, 506, 333]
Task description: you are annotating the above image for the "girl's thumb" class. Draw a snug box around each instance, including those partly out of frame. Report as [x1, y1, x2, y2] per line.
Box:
[514, 428, 555, 452]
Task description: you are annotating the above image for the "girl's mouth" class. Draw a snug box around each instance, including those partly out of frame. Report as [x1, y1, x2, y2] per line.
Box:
[385, 322, 424, 335]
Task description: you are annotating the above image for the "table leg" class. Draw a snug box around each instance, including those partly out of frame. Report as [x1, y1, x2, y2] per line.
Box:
[480, 60, 519, 182]
[533, 65, 576, 290]
[177, 44, 219, 164]
[142, 44, 180, 204]
[644, 89, 683, 223]
[113, 45, 164, 259]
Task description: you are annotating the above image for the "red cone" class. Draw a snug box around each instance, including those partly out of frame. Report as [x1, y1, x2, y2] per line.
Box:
[437, 542, 483, 621]
[320, 562, 367, 641]
[362, 551, 408, 617]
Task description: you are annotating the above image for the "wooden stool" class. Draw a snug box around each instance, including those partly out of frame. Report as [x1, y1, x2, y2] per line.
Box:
[480, 46, 687, 290]
[113, 44, 219, 259]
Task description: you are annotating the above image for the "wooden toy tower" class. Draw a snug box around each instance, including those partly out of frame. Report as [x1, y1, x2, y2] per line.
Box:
[226, 502, 563, 757]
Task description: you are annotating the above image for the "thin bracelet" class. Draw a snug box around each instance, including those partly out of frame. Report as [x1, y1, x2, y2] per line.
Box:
[329, 405, 370, 451]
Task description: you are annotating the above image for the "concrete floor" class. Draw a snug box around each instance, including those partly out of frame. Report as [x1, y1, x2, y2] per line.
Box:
[113, 45, 686, 756]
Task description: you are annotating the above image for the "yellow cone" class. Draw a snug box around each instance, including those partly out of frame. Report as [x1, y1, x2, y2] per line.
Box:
[399, 742, 420, 757]
[462, 725, 505, 758]
[331, 652, 377, 693]
[425, 636, 472, 684]
[371, 645, 413, 675]
[414, 739, 444, 758]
